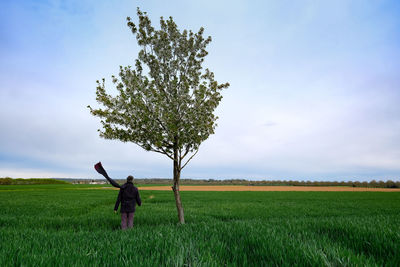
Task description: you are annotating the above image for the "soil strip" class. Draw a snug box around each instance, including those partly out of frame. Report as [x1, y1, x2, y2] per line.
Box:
[113, 186, 400, 192]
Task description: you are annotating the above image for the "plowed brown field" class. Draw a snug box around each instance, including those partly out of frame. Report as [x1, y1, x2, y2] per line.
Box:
[134, 186, 400, 192]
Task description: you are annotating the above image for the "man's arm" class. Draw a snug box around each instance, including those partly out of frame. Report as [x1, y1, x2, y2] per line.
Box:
[106, 176, 121, 189]
[114, 189, 122, 211]
[94, 162, 121, 188]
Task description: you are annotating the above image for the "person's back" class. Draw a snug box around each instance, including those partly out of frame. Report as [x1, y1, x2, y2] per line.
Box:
[114, 176, 141, 229]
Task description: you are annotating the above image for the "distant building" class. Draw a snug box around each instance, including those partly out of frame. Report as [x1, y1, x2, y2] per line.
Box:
[89, 179, 106, 185]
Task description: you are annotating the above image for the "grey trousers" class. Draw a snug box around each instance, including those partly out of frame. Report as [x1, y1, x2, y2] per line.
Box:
[121, 212, 135, 230]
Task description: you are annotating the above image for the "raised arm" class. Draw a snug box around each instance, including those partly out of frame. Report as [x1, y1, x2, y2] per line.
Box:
[94, 162, 121, 188]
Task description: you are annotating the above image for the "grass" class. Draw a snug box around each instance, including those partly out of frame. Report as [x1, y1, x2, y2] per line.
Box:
[0, 184, 399, 266]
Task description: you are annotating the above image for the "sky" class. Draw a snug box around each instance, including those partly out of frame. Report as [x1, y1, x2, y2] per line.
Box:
[1, 0, 400, 181]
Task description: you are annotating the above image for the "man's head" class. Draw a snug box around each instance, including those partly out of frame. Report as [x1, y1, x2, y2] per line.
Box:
[127, 175, 134, 183]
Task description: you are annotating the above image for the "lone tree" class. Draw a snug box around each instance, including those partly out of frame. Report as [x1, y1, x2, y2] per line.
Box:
[88, 9, 229, 224]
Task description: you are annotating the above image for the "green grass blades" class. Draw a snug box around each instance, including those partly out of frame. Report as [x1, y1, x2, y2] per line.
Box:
[0, 185, 399, 266]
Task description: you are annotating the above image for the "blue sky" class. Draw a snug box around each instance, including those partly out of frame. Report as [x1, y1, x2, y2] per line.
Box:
[1, 0, 400, 181]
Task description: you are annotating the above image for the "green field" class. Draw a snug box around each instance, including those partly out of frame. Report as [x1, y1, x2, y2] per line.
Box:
[0, 184, 399, 266]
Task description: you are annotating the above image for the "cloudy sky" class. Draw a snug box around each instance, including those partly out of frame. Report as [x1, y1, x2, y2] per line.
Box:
[1, 0, 399, 181]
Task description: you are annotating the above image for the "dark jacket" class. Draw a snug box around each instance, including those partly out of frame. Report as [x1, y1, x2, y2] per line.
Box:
[114, 182, 141, 213]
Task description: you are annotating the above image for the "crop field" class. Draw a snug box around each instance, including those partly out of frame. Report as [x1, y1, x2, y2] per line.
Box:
[0, 184, 399, 266]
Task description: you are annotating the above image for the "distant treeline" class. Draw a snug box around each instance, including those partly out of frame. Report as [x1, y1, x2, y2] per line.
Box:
[0, 178, 69, 185]
[2, 177, 399, 188]
[129, 178, 400, 188]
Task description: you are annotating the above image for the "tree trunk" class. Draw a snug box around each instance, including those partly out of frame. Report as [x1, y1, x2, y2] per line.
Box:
[172, 148, 185, 224]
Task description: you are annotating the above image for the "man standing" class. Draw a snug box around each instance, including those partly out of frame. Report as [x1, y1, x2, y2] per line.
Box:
[114, 175, 141, 230]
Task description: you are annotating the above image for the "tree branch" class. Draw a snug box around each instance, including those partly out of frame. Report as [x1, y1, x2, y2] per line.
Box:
[149, 147, 174, 160]
[181, 145, 191, 160]
[181, 148, 199, 170]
